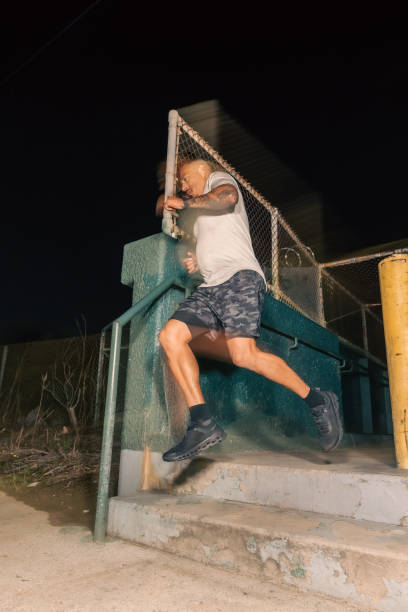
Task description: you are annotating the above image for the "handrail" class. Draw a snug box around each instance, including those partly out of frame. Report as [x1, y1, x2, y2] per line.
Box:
[261, 320, 388, 372]
[261, 320, 344, 364]
[94, 275, 179, 543]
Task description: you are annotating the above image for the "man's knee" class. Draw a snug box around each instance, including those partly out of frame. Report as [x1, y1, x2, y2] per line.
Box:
[158, 324, 174, 352]
[229, 345, 254, 369]
[230, 353, 247, 368]
[158, 320, 190, 353]
[229, 344, 284, 372]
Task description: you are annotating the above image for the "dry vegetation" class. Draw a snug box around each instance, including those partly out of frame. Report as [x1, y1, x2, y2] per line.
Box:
[0, 327, 109, 490]
[0, 428, 102, 489]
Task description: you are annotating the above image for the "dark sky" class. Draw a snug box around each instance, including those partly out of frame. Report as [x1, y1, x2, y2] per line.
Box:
[1, 2, 407, 343]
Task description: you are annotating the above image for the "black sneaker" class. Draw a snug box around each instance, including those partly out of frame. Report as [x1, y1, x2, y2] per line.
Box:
[310, 390, 343, 452]
[162, 418, 226, 462]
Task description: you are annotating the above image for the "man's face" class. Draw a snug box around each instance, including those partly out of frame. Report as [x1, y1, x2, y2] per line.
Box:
[179, 162, 207, 197]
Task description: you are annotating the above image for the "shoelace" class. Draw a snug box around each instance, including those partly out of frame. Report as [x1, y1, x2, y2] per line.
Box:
[310, 406, 330, 435]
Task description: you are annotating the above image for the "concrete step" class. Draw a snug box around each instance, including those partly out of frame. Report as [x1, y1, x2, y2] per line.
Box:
[171, 447, 408, 525]
[107, 491, 408, 612]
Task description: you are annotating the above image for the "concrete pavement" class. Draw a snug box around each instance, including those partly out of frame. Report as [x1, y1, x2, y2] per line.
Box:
[0, 489, 362, 612]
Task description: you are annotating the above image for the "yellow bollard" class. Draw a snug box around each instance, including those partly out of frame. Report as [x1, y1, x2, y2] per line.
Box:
[379, 254, 408, 468]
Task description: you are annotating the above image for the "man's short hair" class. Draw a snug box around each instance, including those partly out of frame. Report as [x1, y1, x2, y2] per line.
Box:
[177, 158, 223, 177]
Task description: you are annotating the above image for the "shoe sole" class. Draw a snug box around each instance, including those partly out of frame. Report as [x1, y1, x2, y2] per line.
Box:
[323, 391, 344, 452]
[163, 429, 227, 462]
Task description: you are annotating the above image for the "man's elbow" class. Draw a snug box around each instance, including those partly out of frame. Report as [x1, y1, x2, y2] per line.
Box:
[213, 184, 239, 208]
[222, 185, 238, 207]
[229, 186, 238, 206]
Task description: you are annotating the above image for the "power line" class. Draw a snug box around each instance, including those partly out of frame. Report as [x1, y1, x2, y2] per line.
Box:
[0, 0, 104, 88]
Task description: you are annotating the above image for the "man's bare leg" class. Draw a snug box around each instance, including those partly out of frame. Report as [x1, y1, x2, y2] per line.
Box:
[159, 324, 309, 406]
[225, 336, 342, 451]
[159, 320, 226, 461]
[225, 337, 310, 398]
[158, 319, 205, 407]
[159, 326, 342, 457]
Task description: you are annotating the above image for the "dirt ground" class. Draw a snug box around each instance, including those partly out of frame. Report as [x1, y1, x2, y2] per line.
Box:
[0, 477, 367, 612]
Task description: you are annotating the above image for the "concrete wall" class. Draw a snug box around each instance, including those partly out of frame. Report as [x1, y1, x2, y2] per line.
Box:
[118, 233, 343, 494]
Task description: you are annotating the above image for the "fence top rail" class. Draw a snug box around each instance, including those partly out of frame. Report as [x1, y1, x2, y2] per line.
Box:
[320, 248, 408, 269]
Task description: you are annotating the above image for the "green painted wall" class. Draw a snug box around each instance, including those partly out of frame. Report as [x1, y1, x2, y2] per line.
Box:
[120, 233, 343, 453]
[339, 343, 391, 435]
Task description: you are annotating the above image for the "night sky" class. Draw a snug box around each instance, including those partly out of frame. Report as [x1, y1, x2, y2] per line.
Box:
[1, 3, 407, 344]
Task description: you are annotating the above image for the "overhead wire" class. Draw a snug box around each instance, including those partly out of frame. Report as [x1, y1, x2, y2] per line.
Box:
[0, 0, 104, 88]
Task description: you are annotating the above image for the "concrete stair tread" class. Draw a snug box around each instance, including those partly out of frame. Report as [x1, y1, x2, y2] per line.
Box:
[195, 446, 400, 475]
[171, 448, 408, 525]
[110, 491, 408, 558]
[108, 491, 408, 611]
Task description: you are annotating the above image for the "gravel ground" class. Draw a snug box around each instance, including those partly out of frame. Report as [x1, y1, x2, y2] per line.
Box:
[0, 487, 367, 612]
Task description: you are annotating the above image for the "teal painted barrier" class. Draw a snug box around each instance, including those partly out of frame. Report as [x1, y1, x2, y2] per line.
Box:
[340, 342, 391, 436]
[119, 234, 343, 453]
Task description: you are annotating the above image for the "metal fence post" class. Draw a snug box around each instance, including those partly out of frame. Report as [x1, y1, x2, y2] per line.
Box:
[271, 210, 280, 299]
[94, 331, 106, 426]
[94, 321, 122, 543]
[316, 265, 326, 326]
[361, 306, 369, 354]
[162, 109, 179, 238]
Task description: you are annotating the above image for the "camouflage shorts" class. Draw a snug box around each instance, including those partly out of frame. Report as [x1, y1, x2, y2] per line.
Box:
[171, 270, 267, 339]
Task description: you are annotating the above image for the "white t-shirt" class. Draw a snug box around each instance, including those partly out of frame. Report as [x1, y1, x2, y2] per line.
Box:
[193, 171, 266, 288]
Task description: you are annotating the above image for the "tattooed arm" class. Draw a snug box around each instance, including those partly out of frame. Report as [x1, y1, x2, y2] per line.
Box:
[183, 183, 238, 211]
[164, 184, 238, 214]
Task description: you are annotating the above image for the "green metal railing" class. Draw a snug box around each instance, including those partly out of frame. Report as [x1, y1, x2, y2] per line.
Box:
[94, 275, 179, 543]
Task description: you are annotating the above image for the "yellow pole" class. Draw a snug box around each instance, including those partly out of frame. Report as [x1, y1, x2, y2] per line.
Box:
[379, 254, 408, 468]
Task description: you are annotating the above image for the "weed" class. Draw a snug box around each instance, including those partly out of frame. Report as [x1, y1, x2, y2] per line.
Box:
[0, 468, 33, 491]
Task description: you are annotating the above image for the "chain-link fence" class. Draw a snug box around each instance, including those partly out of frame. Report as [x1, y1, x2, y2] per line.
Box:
[173, 115, 324, 321]
[320, 253, 402, 365]
[163, 111, 407, 368]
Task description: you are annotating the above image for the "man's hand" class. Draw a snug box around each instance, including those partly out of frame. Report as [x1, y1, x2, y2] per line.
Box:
[164, 196, 185, 212]
[155, 193, 165, 217]
[183, 251, 198, 274]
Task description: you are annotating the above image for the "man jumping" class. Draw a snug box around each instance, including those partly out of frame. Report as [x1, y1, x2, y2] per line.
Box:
[159, 159, 343, 461]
